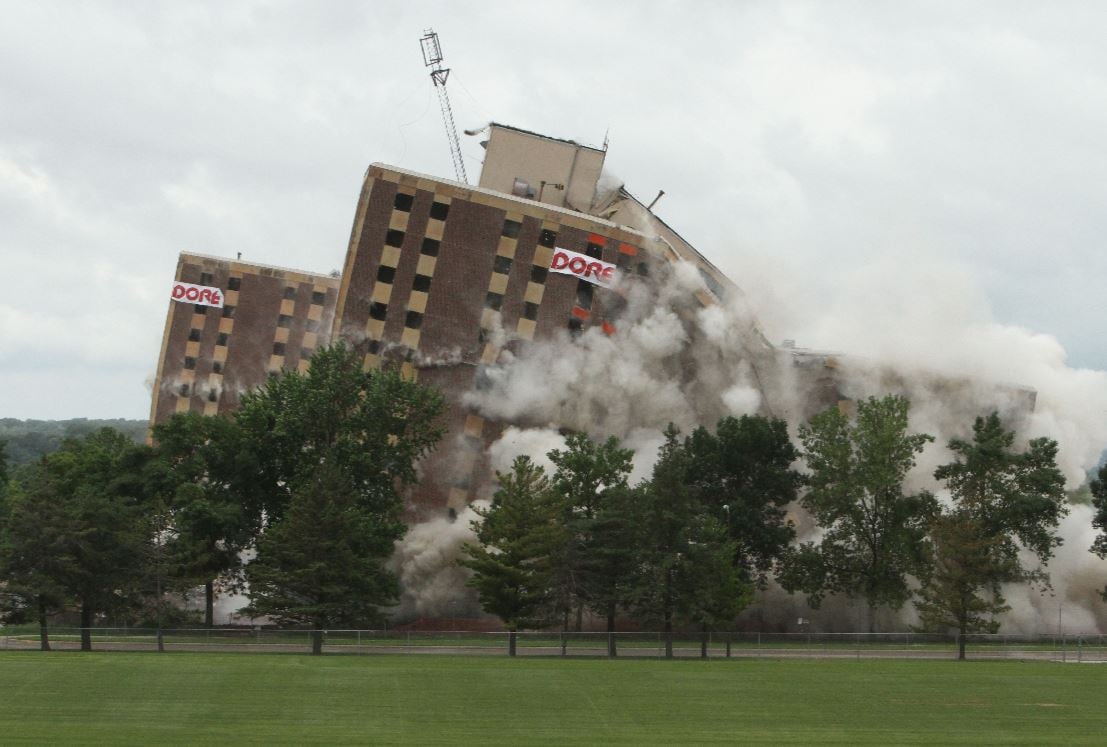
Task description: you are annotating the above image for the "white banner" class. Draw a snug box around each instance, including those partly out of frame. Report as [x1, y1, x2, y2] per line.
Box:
[549, 247, 618, 289]
[170, 281, 224, 308]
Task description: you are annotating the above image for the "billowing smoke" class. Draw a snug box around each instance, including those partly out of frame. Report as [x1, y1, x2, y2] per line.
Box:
[389, 501, 488, 620]
[449, 246, 1107, 632]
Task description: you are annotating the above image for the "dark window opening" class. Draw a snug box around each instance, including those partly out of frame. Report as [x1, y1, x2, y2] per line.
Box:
[429, 201, 450, 221]
[305, 319, 319, 333]
[278, 314, 293, 328]
[412, 274, 432, 292]
[530, 266, 548, 284]
[385, 229, 405, 247]
[405, 311, 423, 329]
[478, 327, 488, 344]
[216, 332, 229, 346]
[194, 305, 207, 315]
[447, 507, 458, 522]
[394, 192, 414, 212]
[585, 243, 604, 259]
[311, 290, 326, 305]
[502, 219, 521, 239]
[268, 371, 279, 380]
[421, 238, 440, 256]
[523, 302, 539, 321]
[616, 253, 633, 269]
[567, 318, 583, 336]
[178, 384, 190, 397]
[576, 281, 594, 309]
[367, 339, 380, 355]
[377, 265, 396, 284]
[200, 271, 213, 285]
[637, 262, 650, 277]
[369, 302, 388, 321]
[188, 328, 202, 342]
[208, 389, 218, 403]
[283, 286, 296, 300]
[212, 361, 223, 374]
[493, 255, 513, 275]
[301, 348, 312, 360]
[538, 229, 557, 247]
[485, 292, 503, 311]
[228, 277, 241, 291]
[222, 305, 235, 319]
[183, 357, 197, 370]
[273, 342, 286, 356]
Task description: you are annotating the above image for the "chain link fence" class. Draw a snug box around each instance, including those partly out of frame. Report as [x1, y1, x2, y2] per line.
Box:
[3, 627, 1106, 660]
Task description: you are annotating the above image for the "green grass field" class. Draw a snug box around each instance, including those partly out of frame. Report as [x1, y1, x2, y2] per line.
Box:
[0, 652, 1103, 744]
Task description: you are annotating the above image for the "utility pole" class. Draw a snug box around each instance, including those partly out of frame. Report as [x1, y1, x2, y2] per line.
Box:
[419, 29, 468, 184]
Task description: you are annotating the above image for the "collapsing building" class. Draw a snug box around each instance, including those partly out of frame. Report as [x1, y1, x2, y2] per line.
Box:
[149, 252, 340, 423]
[150, 123, 1034, 521]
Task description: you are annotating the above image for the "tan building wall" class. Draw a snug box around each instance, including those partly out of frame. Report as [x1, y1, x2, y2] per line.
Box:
[148, 253, 339, 429]
[477, 123, 606, 212]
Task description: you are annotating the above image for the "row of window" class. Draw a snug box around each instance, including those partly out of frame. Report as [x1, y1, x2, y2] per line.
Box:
[393, 191, 450, 222]
[196, 271, 328, 304]
[195, 304, 236, 318]
[177, 382, 221, 403]
[366, 302, 423, 331]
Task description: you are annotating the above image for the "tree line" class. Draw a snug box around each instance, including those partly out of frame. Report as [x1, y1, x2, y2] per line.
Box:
[1, 344, 1104, 658]
[463, 397, 1088, 659]
[0, 345, 444, 654]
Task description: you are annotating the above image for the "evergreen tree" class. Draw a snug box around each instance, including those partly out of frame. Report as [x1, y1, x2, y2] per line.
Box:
[631, 426, 750, 658]
[237, 345, 443, 648]
[546, 433, 634, 634]
[918, 413, 1067, 658]
[461, 456, 562, 655]
[1091, 463, 1107, 597]
[244, 463, 401, 654]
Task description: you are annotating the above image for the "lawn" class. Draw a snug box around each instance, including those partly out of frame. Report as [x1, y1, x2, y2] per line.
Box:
[0, 652, 1103, 744]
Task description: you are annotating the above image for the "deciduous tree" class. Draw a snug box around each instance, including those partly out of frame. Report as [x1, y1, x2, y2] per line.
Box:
[0, 429, 152, 650]
[684, 415, 801, 586]
[782, 396, 937, 632]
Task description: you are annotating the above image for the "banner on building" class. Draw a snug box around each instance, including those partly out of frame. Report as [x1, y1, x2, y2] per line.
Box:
[549, 247, 618, 289]
[170, 281, 224, 308]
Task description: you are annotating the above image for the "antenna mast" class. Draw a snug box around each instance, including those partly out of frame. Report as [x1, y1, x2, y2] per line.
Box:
[419, 29, 468, 184]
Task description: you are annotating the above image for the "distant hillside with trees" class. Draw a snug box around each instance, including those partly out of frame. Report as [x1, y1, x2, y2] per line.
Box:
[0, 419, 148, 465]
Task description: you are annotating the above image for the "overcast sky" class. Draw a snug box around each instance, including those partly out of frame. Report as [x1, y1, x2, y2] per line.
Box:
[2, 1, 1105, 420]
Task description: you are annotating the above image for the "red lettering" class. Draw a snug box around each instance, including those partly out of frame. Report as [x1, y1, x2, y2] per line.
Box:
[172, 284, 186, 299]
[551, 251, 570, 270]
[600, 267, 614, 282]
[584, 262, 602, 278]
[568, 257, 586, 274]
[211, 291, 221, 305]
[185, 287, 199, 300]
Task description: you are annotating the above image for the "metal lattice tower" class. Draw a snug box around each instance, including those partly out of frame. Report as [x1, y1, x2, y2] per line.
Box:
[419, 29, 468, 184]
